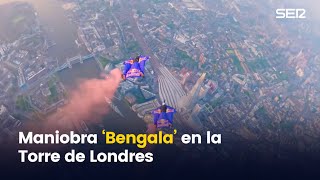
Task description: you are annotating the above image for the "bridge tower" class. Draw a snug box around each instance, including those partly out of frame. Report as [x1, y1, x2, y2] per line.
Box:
[67, 59, 72, 69]
[80, 55, 83, 64]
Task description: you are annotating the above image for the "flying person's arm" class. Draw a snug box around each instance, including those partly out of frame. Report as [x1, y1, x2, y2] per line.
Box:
[139, 56, 149, 74]
[167, 112, 174, 124]
[123, 62, 132, 75]
[138, 56, 149, 62]
[166, 106, 176, 113]
[153, 115, 159, 125]
[124, 58, 135, 64]
[152, 109, 160, 125]
[166, 106, 176, 124]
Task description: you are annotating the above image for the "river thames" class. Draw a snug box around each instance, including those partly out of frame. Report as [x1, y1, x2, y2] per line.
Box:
[1, 0, 87, 61]
[0, 0, 146, 132]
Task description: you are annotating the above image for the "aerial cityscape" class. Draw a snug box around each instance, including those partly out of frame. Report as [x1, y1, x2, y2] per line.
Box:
[1, 0, 320, 160]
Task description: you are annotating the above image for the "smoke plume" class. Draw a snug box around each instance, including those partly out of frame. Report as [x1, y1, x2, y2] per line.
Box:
[26, 68, 122, 133]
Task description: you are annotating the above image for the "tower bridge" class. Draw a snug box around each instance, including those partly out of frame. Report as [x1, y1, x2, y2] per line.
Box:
[20, 54, 95, 93]
[57, 53, 94, 72]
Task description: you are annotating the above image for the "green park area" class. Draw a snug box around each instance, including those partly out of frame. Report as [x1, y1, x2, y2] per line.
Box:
[247, 58, 270, 72]
[231, 56, 244, 73]
[47, 78, 59, 104]
[175, 48, 196, 63]
[167, 22, 175, 30]
[211, 99, 223, 109]
[226, 49, 234, 55]
[12, 15, 25, 24]
[99, 57, 111, 67]
[277, 71, 289, 81]
[255, 106, 268, 117]
[255, 107, 274, 129]
[244, 91, 252, 98]
[175, 49, 193, 61]
[175, 48, 197, 67]
[163, 38, 171, 44]
[136, 10, 144, 18]
[127, 89, 146, 104]
[126, 41, 142, 55]
[280, 120, 295, 132]
[48, 85, 58, 103]
[16, 95, 32, 112]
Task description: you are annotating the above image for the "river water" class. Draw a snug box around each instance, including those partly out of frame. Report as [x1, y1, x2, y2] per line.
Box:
[0, 0, 146, 132]
[0, 0, 85, 61]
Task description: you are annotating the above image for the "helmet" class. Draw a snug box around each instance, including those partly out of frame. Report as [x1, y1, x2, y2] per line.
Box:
[160, 103, 167, 112]
[134, 56, 140, 62]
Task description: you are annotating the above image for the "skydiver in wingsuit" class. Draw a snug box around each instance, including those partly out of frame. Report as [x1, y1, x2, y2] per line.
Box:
[122, 55, 149, 80]
[152, 102, 176, 128]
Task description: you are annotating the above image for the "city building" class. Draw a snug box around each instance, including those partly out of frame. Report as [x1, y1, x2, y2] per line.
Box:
[192, 104, 202, 117]
[158, 65, 186, 108]
[181, 71, 191, 85]
[132, 99, 160, 118]
[0, 105, 21, 143]
[178, 73, 206, 112]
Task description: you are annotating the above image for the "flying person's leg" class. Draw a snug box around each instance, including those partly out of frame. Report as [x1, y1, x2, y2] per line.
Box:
[122, 63, 131, 80]
[139, 59, 148, 77]
[123, 63, 131, 74]
[153, 113, 160, 127]
[167, 112, 174, 124]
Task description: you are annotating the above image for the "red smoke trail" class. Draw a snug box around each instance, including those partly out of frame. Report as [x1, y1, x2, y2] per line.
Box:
[25, 68, 122, 133]
[146, 124, 157, 134]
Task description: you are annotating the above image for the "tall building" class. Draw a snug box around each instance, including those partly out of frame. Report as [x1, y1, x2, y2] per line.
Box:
[181, 72, 190, 85]
[158, 65, 186, 108]
[199, 83, 210, 99]
[191, 104, 202, 128]
[181, 110, 202, 132]
[206, 80, 218, 94]
[198, 53, 205, 69]
[191, 104, 202, 117]
[178, 73, 206, 111]
[0, 105, 22, 143]
[0, 105, 9, 120]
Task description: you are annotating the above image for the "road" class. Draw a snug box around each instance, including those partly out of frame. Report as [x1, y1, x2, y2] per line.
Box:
[116, 0, 161, 75]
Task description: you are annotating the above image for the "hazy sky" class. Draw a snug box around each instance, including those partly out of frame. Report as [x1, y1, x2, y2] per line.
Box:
[278, 0, 320, 22]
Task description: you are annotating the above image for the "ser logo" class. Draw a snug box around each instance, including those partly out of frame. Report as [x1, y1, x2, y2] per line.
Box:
[276, 9, 306, 19]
